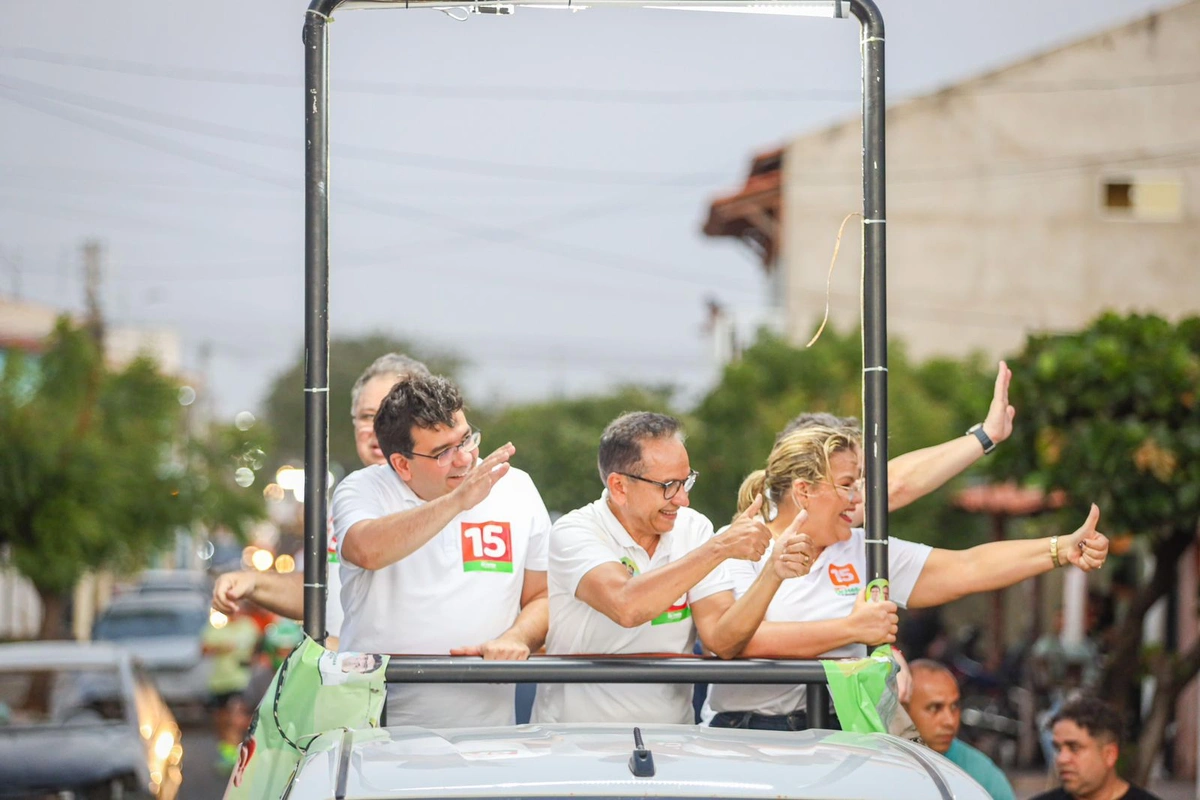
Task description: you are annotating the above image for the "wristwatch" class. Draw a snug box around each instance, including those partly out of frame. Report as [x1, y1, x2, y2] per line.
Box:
[967, 423, 996, 455]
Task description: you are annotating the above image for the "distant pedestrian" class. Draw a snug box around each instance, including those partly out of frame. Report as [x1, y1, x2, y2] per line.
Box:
[1031, 697, 1161, 800]
[905, 659, 1015, 800]
[201, 605, 260, 774]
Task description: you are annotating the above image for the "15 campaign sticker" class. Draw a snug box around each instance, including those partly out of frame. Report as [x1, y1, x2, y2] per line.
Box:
[461, 521, 514, 573]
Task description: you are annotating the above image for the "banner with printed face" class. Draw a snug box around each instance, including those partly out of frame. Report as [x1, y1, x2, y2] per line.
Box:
[223, 638, 388, 799]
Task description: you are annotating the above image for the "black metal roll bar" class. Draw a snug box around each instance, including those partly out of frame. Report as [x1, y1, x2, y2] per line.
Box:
[385, 656, 833, 727]
[300, 0, 889, 711]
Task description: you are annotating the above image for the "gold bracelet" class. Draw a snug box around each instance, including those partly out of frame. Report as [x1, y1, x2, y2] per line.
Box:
[1050, 535, 1062, 568]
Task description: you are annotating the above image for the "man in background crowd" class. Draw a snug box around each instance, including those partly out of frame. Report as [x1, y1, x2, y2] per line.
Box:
[905, 659, 1015, 800]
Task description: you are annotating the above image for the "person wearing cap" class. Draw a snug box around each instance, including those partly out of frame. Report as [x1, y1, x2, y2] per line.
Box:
[532, 411, 816, 725]
[212, 353, 430, 648]
[333, 373, 551, 727]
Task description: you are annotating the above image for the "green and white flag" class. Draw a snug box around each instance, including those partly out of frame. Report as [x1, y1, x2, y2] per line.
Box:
[223, 638, 388, 799]
[822, 644, 919, 740]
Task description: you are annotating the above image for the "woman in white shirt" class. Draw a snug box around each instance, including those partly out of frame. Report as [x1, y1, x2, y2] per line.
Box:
[706, 425, 1110, 730]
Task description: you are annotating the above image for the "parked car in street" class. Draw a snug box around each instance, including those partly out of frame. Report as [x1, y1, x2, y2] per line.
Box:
[0, 640, 183, 799]
[281, 722, 990, 800]
[93, 591, 213, 710]
[130, 569, 213, 599]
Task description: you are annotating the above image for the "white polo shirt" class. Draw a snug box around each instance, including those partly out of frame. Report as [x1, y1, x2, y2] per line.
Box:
[531, 493, 732, 725]
[705, 527, 931, 719]
[333, 462, 550, 728]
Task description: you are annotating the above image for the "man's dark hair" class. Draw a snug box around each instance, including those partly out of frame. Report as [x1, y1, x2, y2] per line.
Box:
[374, 374, 464, 461]
[1052, 697, 1124, 746]
[597, 412, 682, 483]
[779, 411, 862, 442]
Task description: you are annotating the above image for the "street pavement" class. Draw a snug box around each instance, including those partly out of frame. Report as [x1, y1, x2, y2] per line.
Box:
[179, 722, 229, 800]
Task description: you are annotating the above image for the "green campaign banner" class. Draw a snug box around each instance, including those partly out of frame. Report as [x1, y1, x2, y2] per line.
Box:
[822, 644, 919, 739]
[223, 638, 389, 799]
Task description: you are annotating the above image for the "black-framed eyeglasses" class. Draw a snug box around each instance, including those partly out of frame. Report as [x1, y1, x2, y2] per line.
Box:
[407, 429, 482, 467]
[617, 469, 699, 500]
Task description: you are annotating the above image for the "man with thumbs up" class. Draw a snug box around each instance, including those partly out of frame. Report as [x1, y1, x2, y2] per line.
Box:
[532, 412, 816, 725]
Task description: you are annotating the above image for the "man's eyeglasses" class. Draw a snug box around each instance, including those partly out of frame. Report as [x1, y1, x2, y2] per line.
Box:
[618, 469, 699, 500]
[824, 478, 865, 502]
[408, 429, 482, 467]
[353, 412, 376, 431]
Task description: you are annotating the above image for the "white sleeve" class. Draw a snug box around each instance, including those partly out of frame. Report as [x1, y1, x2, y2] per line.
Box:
[550, 518, 621, 598]
[331, 471, 387, 566]
[687, 517, 734, 603]
[722, 546, 767, 600]
[887, 537, 934, 608]
[522, 478, 552, 572]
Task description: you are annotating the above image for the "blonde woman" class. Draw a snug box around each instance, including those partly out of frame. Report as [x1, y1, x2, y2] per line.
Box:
[706, 425, 1109, 730]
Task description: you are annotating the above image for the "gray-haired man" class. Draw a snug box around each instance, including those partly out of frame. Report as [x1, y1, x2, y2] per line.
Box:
[212, 352, 430, 646]
[531, 411, 813, 725]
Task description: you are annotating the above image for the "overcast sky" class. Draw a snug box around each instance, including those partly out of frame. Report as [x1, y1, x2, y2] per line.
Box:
[1, 0, 1180, 419]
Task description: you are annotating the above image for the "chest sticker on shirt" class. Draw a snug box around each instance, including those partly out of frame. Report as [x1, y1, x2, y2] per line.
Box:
[828, 562, 862, 596]
[651, 597, 691, 625]
[460, 521, 514, 573]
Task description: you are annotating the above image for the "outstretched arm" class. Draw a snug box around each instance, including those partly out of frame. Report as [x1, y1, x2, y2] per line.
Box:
[212, 570, 304, 618]
[908, 504, 1108, 608]
[852, 361, 1015, 524]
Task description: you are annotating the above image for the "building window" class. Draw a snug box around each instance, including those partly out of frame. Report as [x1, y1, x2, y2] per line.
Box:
[1100, 174, 1183, 221]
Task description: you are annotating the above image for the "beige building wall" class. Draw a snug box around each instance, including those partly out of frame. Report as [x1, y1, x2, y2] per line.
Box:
[0, 293, 182, 375]
[779, 2, 1200, 362]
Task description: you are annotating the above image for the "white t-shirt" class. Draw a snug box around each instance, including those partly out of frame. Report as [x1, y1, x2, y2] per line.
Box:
[705, 528, 931, 719]
[333, 462, 550, 728]
[531, 493, 732, 725]
[325, 512, 344, 638]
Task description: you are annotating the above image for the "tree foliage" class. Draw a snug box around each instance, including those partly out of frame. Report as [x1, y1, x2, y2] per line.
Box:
[0, 319, 265, 636]
[990, 312, 1200, 530]
[985, 312, 1200, 781]
[261, 333, 463, 476]
[477, 386, 675, 516]
[687, 327, 994, 545]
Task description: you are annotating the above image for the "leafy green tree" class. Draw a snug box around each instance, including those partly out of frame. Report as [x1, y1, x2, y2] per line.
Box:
[687, 327, 992, 546]
[0, 319, 265, 639]
[477, 387, 675, 516]
[988, 312, 1200, 782]
[262, 333, 462, 476]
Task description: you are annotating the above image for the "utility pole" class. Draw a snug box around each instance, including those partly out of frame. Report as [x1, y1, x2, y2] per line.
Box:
[82, 239, 104, 350]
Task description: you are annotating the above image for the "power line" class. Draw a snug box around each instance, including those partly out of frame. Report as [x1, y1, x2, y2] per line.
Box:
[0, 73, 726, 188]
[0, 46, 858, 105]
[5, 45, 1198, 102]
[0, 86, 756, 295]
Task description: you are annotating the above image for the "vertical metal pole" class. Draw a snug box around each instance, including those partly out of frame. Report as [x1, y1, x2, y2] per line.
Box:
[850, 0, 888, 585]
[807, 684, 830, 729]
[303, 2, 338, 643]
